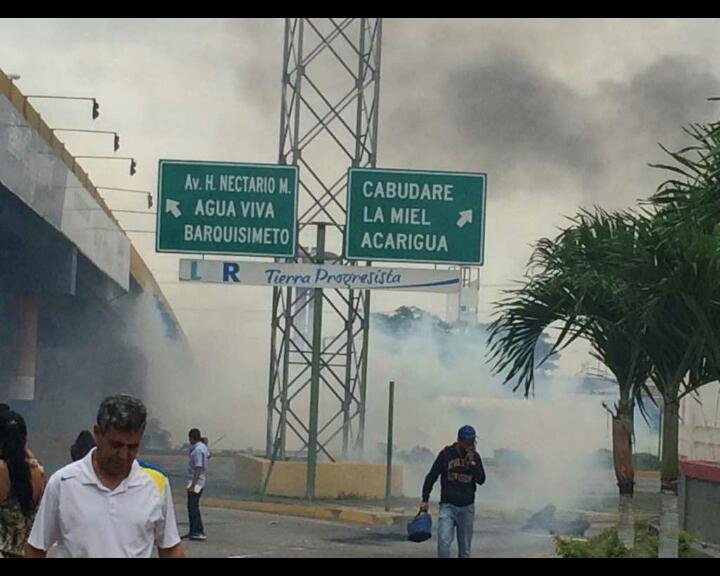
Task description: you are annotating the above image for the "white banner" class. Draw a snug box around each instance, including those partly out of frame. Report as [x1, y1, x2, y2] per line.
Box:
[179, 259, 461, 293]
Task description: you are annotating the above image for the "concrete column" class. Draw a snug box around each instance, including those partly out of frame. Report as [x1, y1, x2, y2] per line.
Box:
[10, 294, 40, 400]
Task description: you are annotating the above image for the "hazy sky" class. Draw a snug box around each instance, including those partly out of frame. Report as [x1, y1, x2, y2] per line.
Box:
[2, 18, 720, 376]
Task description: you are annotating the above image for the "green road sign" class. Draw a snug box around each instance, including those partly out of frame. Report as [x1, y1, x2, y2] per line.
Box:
[156, 160, 298, 257]
[345, 168, 486, 265]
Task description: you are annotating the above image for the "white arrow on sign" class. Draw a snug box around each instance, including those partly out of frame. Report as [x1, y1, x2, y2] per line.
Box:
[166, 199, 182, 218]
[457, 210, 473, 228]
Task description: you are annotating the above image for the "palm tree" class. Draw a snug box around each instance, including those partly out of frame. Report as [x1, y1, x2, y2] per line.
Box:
[649, 118, 720, 234]
[633, 116, 720, 557]
[613, 211, 720, 557]
[487, 209, 653, 547]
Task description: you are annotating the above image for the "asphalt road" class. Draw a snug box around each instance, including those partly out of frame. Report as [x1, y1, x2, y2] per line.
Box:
[176, 505, 558, 558]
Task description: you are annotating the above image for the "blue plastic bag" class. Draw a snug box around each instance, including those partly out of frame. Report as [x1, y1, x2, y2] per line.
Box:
[407, 511, 432, 542]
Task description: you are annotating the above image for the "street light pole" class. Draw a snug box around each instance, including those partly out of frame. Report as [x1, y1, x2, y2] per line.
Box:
[52, 129, 120, 151]
[385, 380, 395, 512]
[97, 187, 153, 208]
[75, 156, 136, 175]
[307, 222, 326, 503]
[25, 95, 99, 119]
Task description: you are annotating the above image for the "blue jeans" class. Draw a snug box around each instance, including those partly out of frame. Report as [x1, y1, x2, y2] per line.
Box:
[438, 502, 474, 558]
[188, 489, 204, 535]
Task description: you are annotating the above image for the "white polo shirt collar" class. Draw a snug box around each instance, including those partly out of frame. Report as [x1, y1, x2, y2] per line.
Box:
[70, 448, 145, 493]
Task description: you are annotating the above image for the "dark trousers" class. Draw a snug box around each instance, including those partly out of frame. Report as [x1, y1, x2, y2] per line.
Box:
[188, 489, 204, 535]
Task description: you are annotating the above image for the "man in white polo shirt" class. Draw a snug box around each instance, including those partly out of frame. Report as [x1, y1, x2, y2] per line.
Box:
[25, 395, 184, 558]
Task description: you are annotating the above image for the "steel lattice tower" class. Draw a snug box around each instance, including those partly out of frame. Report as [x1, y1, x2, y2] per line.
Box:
[265, 19, 382, 475]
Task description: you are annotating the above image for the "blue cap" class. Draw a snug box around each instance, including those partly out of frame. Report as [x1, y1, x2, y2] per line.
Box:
[458, 425, 476, 439]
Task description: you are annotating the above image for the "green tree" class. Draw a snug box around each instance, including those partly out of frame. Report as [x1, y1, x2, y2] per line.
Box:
[489, 113, 720, 558]
[625, 115, 720, 557]
[487, 209, 654, 547]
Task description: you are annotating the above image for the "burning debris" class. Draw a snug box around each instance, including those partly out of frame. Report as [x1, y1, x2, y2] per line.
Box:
[142, 418, 177, 450]
[522, 504, 591, 537]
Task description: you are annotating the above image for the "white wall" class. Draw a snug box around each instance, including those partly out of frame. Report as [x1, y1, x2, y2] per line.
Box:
[680, 382, 720, 463]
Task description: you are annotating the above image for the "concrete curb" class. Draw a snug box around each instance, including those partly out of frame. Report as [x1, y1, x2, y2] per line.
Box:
[480, 505, 656, 524]
[173, 495, 410, 527]
[173, 495, 653, 530]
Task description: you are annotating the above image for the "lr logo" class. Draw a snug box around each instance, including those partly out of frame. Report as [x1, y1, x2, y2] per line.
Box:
[187, 260, 240, 283]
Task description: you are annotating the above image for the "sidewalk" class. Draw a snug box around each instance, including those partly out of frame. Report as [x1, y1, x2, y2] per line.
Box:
[171, 490, 643, 530]
[172, 493, 412, 527]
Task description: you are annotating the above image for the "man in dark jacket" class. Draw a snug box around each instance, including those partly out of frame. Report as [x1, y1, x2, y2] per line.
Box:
[420, 425, 485, 558]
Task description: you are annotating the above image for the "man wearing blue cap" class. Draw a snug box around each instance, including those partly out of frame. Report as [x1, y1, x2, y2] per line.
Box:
[420, 425, 485, 558]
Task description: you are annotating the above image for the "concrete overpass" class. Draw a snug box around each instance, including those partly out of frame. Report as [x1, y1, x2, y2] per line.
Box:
[0, 67, 182, 432]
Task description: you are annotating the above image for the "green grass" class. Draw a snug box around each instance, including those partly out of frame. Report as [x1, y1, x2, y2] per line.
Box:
[555, 522, 700, 558]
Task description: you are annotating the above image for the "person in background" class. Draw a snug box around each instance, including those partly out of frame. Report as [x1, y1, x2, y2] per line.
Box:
[0, 410, 45, 558]
[70, 430, 96, 462]
[201, 437, 212, 460]
[0, 403, 42, 469]
[182, 428, 209, 541]
[420, 425, 486, 558]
